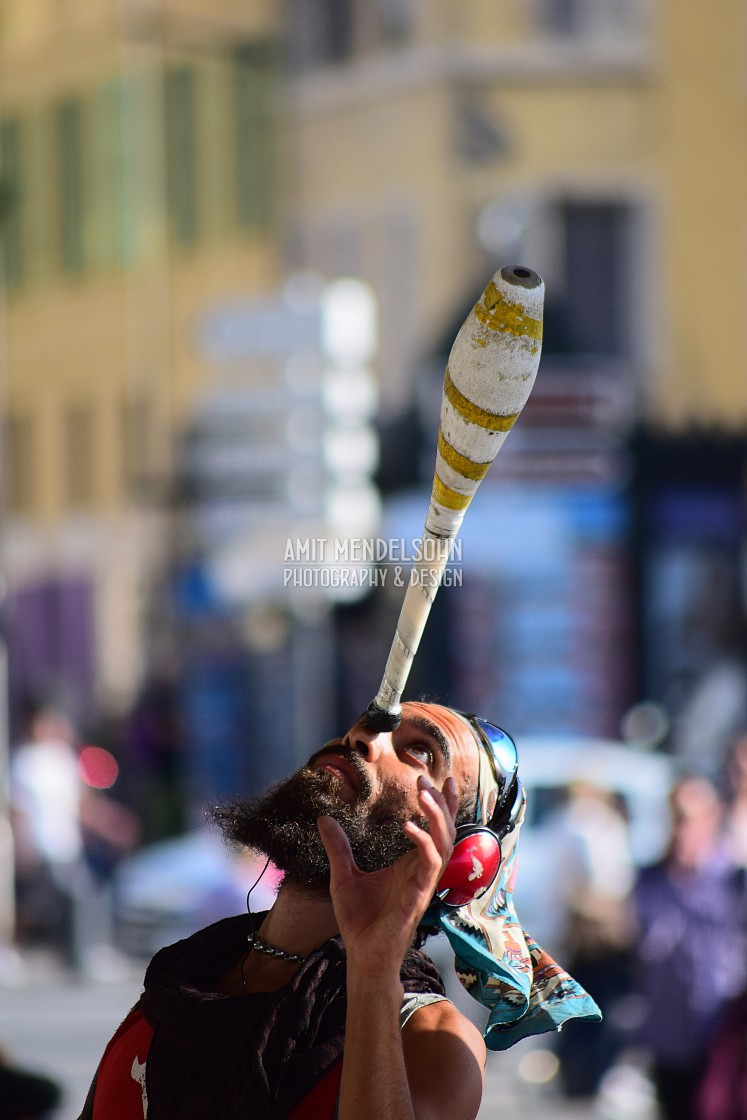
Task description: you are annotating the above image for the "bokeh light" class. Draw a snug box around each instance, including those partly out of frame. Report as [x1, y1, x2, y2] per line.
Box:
[78, 746, 119, 790]
[517, 1048, 560, 1086]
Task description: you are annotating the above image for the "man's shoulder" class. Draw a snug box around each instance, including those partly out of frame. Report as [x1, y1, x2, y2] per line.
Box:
[403, 996, 482, 1042]
[401, 998, 486, 1112]
[401, 942, 481, 1060]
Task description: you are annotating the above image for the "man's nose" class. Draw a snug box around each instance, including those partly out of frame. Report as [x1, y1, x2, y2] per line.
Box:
[343, 724, 389, 763]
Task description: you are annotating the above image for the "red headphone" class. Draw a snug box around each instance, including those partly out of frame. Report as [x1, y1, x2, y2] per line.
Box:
[435, 718, 523, 909]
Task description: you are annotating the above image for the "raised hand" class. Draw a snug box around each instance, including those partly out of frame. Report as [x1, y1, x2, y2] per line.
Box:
[317, 775, 458, 978]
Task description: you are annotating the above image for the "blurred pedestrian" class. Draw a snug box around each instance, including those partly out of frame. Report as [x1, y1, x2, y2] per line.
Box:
[551, 780, 636, 1097]
[9, 706, 136, 977]
[10, 707, 88, 970]
[696, 988, 747, 1120]
[118, 675, 186, 843]
[724, 731, 747, 868]
[691, 733, 747, 1120]
[633, 775, 747, 1120]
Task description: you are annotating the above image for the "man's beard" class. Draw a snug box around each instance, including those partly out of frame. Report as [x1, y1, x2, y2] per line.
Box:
[208, 752, 427, 891]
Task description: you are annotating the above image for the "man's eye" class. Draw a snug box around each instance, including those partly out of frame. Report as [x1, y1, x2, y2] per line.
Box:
[406, 744, 432, 765]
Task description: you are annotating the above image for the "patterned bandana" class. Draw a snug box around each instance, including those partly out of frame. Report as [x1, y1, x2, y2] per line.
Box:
[422, 714, 602, 1051]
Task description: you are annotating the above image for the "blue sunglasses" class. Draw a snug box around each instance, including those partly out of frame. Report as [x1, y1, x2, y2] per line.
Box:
[458, 714, 520, 829]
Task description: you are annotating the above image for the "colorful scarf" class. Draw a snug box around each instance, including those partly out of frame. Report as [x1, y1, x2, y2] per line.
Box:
[423, 721, 602, 1051]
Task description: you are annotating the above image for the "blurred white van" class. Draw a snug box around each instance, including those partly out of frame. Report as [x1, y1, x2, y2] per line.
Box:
[511, 736, 675, 954]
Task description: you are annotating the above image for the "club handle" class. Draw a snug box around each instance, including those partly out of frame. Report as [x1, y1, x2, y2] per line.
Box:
[365, 265, 545, 730]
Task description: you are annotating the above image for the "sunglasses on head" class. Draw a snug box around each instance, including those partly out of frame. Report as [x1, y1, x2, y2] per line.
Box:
[457, 713, 520, 829]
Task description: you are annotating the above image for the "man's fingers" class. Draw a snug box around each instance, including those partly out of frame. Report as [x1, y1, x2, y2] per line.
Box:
[317, 815, 357, 879]
[418, 774, 457, 826]
[442, 775, 459, 820]
[403, 820, 443, 880]
[417, 776, 457, 859]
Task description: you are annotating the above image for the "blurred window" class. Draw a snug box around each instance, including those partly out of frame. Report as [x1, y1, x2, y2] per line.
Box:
[542, 0, 581, 35]
[6, 577, 96, 730]
[55, 98, 86, 275]
[542, 199, 634, 360]
[6, 413, 36, 515]
[286, 0, 355, 70]
[563, 201, 630, 357]
[64, 404, 95, 509]
[0, 115, 24, 289]
[199, 57, 235, 245]
[25, 107, 54, 286]
[539, 0, 647, 42]
[89, 78, 128, 269]
[356, 0, 414, 53]
[122, 396, 153, 497]
[233, 44, 277, 232]
[164, 66, 198, 248]
[307, 209, 363, 277]
[375, 0, 413, 43]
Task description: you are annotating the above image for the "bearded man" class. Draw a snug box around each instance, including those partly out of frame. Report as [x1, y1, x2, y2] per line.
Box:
[78, 702, 599, 1120]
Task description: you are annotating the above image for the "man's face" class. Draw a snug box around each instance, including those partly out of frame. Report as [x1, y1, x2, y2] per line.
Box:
[210, 702, 480, 891]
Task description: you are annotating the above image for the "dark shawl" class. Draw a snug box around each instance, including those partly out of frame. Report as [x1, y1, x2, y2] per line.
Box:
[80, 913, 445, 1119]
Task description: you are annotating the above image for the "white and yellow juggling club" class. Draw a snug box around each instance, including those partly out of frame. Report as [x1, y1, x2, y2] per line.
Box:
[365, 265, 545, 730]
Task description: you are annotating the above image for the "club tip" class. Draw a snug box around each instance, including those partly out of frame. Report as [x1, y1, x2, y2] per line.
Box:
[362, 701, 402, 732]
[500, 265, 542, 290]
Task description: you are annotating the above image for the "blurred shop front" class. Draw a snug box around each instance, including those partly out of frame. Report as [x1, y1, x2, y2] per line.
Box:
[371, 367, 638, 740]
[632, 432, 747, 774]
[4, 577, 96, 738]
[447, 481, 632, 737]
[168, 563, 303, 810]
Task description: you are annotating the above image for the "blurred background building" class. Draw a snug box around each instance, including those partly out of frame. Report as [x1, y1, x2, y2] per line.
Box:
[0, 0, 745, 834]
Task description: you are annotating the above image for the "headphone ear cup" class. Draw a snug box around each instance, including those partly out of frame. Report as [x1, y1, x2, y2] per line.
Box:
[436, 826, 503, 909]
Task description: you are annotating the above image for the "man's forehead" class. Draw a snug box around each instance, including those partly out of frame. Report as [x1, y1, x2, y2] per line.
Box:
[399, 702, 481, 771]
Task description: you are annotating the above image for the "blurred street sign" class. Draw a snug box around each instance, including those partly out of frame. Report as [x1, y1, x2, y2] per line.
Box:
[190, 277, 381, 605]
[197, 299, 321, 360]
[184, 385, 325, 525]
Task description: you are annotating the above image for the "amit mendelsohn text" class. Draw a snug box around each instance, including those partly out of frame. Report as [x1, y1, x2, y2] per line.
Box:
[283, 538, 464, 563]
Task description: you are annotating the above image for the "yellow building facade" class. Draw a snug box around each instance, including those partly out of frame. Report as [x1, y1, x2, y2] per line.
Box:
[290, 0, 747, 424]
[0, 0, 745, 722]
[0, 0, 283, 715]
[654, 0, 747, 425]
